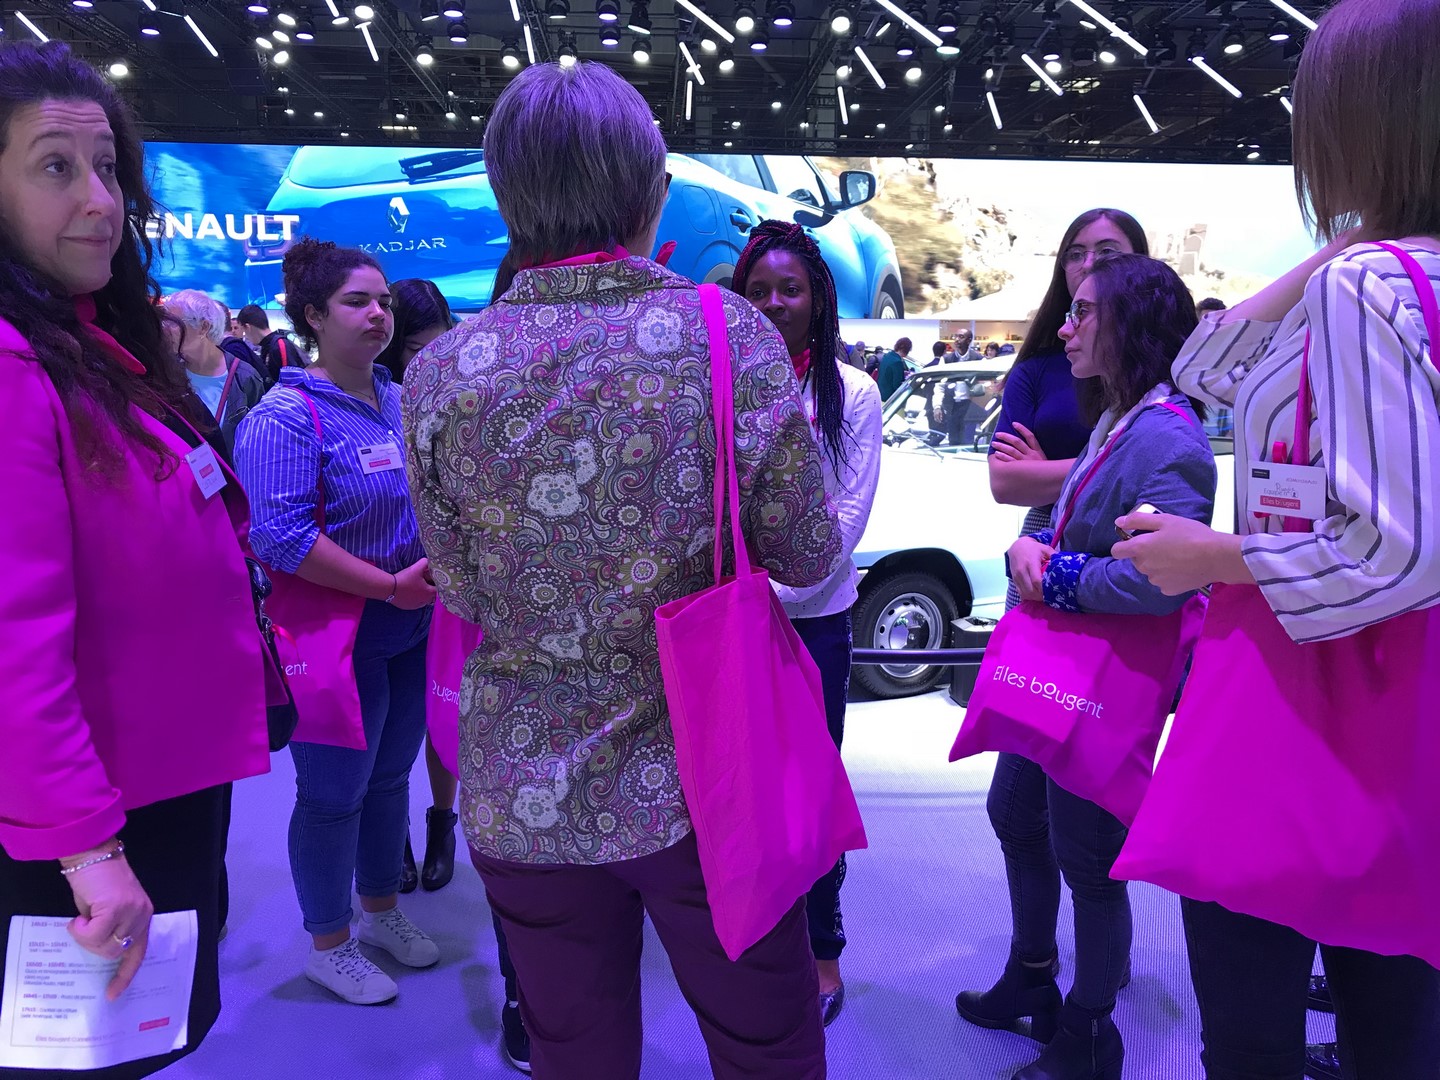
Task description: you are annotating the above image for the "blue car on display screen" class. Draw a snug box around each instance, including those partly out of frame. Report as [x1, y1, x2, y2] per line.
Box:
[243, 146, 904, 316]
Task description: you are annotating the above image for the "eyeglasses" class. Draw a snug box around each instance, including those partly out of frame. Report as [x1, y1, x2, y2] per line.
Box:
[1065, 299, 1094, 327]
[1061, 244, 1123, 267]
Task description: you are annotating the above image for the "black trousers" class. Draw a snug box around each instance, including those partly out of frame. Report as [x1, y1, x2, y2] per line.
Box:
[1182, 897, 1440, 1080]
[792, 610, 852, 963]
[0, 786, 228, 1080]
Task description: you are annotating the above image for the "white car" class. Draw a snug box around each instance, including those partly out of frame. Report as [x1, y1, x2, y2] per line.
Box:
[849, 360, 1236, 698]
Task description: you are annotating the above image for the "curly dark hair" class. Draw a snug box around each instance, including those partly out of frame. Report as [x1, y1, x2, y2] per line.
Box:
[1084, 253, 1206, 425]
[376, 277, 453, 384]
[0, 41, 204, 474]
[730, 220, 851, 470]
[281, 237, 383, 349]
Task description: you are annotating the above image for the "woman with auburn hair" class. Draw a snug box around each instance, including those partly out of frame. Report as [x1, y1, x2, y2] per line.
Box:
[403, 60, 839, 1080]
[1115, 0, 1440, 1076]
[0, 41, 270, 1078]
[961, 254, 1215, 1080]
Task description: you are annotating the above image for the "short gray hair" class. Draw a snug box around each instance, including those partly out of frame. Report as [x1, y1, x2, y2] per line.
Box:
[484, 61, 667, 267]
[164, 289, 226, 345]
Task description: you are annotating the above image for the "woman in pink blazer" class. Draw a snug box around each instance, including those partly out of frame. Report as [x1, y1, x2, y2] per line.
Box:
[0, 42, 270, 1080]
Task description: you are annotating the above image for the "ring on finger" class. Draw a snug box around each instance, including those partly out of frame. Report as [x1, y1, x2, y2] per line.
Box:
[110, 932, 134, 952]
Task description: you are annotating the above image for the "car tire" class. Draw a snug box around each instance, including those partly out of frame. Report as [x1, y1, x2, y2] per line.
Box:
[873, 279, 904, 319]
[852, 570, 960, 699]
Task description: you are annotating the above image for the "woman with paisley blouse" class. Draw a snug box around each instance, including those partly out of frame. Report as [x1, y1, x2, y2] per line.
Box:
[403, 61, 841, 1080]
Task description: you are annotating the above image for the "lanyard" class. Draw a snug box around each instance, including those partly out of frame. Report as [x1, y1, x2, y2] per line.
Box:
[213, 358, 241, 426]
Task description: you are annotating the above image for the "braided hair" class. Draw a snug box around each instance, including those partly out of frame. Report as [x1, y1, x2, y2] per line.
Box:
[731, 220, 850, 470]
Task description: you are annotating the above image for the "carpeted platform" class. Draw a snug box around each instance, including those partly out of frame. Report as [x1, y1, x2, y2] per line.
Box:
[169, 690, 1334, 1079]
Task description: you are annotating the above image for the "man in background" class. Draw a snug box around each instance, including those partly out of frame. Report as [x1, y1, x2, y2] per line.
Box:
[876, 337, 914, 401]
[237, 304, 305, 387]
[951, 327, 982, 362]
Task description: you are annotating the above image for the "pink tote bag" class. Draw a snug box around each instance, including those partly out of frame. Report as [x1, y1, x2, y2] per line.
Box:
[426, 601, 482, 776]
[655, 284, 868, 962]
[1113, 243, 1440, 967]
[949, 402, 1208, 825]
[262, 390, 368, 750]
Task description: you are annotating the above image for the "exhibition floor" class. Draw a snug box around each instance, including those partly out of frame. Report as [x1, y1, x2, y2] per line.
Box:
[170, 690, 1334, 1080]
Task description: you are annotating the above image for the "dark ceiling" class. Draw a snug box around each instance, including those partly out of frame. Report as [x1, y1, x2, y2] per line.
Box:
[17, 0, 1314, 161]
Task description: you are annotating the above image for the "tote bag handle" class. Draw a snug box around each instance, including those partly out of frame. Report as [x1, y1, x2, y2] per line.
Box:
[697, 284, 750, 584]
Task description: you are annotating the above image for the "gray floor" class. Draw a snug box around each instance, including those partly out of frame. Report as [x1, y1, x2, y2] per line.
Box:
[170, 690, 1335, 1079]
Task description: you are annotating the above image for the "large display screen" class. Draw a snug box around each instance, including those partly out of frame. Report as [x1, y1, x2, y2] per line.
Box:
[146, 142, 1316, 317]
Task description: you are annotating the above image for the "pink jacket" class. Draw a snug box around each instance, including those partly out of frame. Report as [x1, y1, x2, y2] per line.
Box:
[0, 317, 271, 862]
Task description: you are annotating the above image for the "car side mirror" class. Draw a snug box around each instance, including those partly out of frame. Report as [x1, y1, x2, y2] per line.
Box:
[792, 207, 832, 229]
[836, 170, 877, 210]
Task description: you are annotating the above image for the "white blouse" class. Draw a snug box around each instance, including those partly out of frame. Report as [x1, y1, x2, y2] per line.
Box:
[773, 358, 884, 619]
[1173, 242, 1440, 644]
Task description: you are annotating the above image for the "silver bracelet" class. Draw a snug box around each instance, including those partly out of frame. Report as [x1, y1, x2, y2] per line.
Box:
[383, 573, 398, 605]
[60, 840, 125, 876]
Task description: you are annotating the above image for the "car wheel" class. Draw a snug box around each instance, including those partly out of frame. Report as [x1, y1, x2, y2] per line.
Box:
[872, 280, 903, 319]
[852, 570, 960, 698]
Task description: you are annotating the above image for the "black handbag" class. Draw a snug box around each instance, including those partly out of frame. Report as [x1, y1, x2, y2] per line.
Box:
[247, 558, 300, 752]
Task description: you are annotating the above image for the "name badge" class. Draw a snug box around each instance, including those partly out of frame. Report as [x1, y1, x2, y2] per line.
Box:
[358, 441, 404, 475]
[1246, 461, 1327, 520]
[184, 443, 227, 499]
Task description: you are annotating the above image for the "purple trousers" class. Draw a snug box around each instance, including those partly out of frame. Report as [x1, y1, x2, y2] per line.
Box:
[472, 831, 826, 1080]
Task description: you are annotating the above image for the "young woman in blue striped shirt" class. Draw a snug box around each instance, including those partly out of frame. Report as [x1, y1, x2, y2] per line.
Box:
[235, 238, 438, 1006]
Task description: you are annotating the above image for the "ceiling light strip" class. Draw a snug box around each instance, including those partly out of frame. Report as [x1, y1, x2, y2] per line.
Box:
[1132, 93, 1159, 133]
[523, 23, 536, 63]
[15, 10, 47, 40]
[323, 0, 340, 15]
[357, 20, 380, 61]
[1062, 0, 1147, 57]
[1281, 95, 1293, 114]
[1191, 56, 1243, 98]
[1021, 52, 1064, 95]
[138, 0, 157, 10]
[868, 0, 941, 47]
[836, 82, 849, 124]
[853, 45, 886, 90]
[672, 0, 735, 45]
[509, 0, 520, 19]
[1267, 0, 1318, 31]
[684, 77, 693, 120]
[184, 13, 220, 57]
[986, 90, 1003, 130]
[678, 40, 705, 85]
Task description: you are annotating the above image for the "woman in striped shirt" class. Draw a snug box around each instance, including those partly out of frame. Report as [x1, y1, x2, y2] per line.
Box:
[235, 238, 439, 1008]
[1114, 1, 1440, 1076]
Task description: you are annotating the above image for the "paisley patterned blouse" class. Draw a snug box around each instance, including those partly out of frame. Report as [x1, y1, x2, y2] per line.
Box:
[402, 256, 841, 865]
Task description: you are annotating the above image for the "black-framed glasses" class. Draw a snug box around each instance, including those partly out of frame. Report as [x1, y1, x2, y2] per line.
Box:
[1065, 299, 1094, 327]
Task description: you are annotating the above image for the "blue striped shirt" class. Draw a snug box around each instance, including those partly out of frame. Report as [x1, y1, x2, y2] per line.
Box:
[235, 367, 424, 575]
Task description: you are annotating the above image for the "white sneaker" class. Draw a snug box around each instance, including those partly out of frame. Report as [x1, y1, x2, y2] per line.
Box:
[305, 938, 398, 1005]
[357, 907, 440, 969]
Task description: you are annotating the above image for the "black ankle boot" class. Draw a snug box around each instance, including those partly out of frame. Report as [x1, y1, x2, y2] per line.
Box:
[421, 807, 459, 892]
[400, 834, 419, 894]
[956, 948, 1063, 1043]
[1013, 998, 1123, 1080]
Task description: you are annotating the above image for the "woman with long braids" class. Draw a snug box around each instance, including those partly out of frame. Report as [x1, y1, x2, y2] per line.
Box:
[731, 219, 883, 1027]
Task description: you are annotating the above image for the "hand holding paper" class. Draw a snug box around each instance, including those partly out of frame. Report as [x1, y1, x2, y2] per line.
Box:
[62, 854, 154, 1000]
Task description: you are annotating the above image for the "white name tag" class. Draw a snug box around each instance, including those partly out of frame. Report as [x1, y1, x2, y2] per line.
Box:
[184, 443, 227, 499]
[357, 441, 403, 475]
[1247, 461, 1328, 520]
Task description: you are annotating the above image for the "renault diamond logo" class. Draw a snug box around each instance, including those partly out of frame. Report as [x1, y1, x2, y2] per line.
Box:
[388, 196, 410, 234]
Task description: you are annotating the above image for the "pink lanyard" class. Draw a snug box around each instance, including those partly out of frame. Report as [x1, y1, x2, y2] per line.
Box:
[1052, 400, 1195, 542]
[213, 359, 241, 426]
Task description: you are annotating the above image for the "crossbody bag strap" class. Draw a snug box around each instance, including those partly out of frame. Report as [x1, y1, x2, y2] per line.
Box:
[288, 387, 329, 533]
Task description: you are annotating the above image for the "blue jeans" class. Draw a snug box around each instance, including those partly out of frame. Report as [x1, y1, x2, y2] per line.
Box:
[288, 600, 431, 935]
[792, 610, 851, 963]
[987, 752, 1132, 1014]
